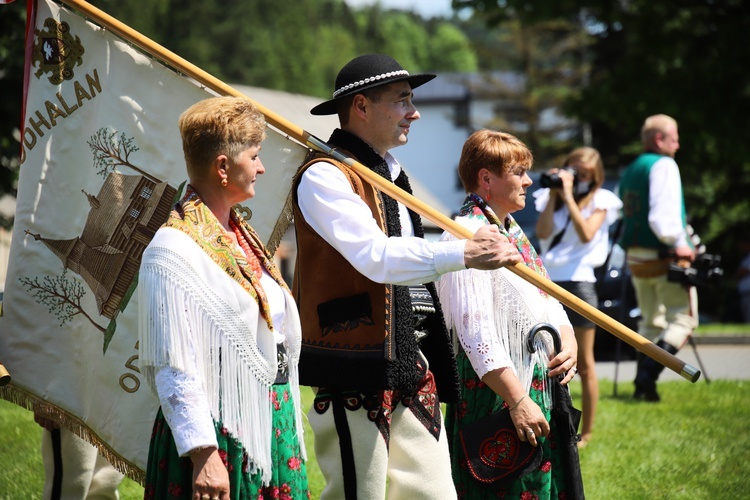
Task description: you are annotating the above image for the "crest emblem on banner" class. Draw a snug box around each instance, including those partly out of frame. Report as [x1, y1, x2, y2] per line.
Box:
[33, 17, 85, 84]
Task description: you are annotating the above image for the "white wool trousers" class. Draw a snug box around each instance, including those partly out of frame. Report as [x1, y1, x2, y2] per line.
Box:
[42, 427, 123, 500]
[631, 273, 698, 349]
[309, 390, 457, 500]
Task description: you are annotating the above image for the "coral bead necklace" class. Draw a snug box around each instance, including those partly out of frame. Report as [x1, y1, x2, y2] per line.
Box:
[229, 218, 263, 278]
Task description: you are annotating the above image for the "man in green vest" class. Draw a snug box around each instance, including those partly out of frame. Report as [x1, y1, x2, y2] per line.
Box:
[619, 114, 698, 402]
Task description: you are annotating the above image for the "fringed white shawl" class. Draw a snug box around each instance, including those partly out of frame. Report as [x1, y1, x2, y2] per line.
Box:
[437, 217, 571, 410]
[138, 227, 305, 485]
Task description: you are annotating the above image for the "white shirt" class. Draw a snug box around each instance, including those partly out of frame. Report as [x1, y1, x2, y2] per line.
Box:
[296, 153, 466, 285]
[648, 156, 690, 249]
[534, 188, 622, 282]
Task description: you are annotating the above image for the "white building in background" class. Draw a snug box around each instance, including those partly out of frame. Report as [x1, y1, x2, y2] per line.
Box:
[393, 71, 538, 217]
[396, 71, 579, 236]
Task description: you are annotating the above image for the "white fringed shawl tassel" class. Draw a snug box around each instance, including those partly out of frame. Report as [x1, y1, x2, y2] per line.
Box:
[139, 237, 280, 484]
[438, 248, 558, 411]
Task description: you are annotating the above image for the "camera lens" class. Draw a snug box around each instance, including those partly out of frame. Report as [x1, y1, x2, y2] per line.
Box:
[540, 168, 578, 189]
[540, 172, 562, 189]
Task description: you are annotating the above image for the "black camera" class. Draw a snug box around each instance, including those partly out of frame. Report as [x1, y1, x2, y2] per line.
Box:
[540, 167, 577, 189]
[667, 253, 724, 288]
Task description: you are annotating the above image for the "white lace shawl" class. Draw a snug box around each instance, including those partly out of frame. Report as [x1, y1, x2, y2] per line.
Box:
[437, 217, 571, 410]
[138, 227, 305, 484]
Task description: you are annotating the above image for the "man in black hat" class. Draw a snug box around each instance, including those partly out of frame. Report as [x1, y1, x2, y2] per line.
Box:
[292, 54, 521, 499]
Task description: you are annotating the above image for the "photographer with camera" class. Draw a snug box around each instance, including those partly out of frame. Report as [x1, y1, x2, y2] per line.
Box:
[619, 114, 698, 403]
[535, 146, 622, 447]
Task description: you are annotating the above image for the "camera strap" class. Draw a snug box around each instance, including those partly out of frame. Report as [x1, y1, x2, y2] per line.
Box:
[548, 215, 571, 252]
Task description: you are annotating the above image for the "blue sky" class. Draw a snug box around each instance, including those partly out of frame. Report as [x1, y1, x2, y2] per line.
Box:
[344, 0, 455, 18]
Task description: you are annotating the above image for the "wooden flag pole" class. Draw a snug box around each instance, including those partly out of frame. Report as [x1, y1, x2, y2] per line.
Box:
[59, 0, 700, 383]
[0, 362, 10, 386]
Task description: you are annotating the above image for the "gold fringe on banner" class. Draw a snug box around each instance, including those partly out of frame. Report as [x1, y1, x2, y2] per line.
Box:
[0, 384, 145, 484]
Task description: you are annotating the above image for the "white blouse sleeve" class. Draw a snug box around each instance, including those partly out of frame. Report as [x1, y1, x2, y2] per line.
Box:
[593, 188, 623, 226]
[438, 230, 513, 379]
[154, 366, 218, 457]
[547, 296, 573, 332]
[297, 161, 466, 285]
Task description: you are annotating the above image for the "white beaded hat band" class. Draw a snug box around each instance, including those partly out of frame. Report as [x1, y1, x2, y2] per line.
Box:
[311, 54, 436, 116]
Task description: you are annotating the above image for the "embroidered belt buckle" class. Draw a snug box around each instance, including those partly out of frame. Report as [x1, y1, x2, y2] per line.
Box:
[410, 285, 435, 342]
[274, 343, 289, 385]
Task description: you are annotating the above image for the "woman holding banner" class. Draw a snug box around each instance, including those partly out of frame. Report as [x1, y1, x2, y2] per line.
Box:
[138, 96, 308, 499]
[437, 130, 580, 498]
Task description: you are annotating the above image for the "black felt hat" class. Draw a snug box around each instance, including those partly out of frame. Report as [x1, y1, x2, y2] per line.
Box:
[310, 54, 436, 116]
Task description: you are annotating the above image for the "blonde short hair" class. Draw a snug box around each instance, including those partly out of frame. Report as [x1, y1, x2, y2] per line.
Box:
[458, 129, 533, 192]
[178, 96, 266, 180]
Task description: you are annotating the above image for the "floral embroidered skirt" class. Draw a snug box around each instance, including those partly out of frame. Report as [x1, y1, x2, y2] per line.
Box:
[145, 382, 309, 499]
[445, 352, 570, 499]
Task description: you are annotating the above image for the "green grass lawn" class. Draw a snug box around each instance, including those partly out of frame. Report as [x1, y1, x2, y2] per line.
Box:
[694, 323, 750, 336]
[1, 379, 748, 499]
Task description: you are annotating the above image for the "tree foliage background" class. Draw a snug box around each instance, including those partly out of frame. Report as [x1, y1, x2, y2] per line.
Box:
[2, 0, 749, 318]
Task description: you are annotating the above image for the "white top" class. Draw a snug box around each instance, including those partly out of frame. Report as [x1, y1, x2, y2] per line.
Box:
[534, 188, 622, 282]
[296, 152, 466, 285]
[153, 267, 287, 456]
[437, 215, 570, 406]
[139, 227, 304, 483]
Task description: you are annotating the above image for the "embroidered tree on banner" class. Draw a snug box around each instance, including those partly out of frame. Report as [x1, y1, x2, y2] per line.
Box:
[19, 128, 177, 353]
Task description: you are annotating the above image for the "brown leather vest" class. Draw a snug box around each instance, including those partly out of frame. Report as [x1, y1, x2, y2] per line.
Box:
[291, 154, 459, 402]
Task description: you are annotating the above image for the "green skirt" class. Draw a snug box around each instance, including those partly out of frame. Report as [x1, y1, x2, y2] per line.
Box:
[445, 352, 570, 499]
[144, 382, 309, 499]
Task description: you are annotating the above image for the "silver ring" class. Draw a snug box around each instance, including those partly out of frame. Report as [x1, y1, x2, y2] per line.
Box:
[525, 428, 534, 435]
[572, 366, 578, 374]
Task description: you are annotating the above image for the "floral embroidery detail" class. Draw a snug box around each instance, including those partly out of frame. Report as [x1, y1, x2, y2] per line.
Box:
[167, 482, 183, 496]
[312, 363, 442, 444]
[531, 378, 546, 391]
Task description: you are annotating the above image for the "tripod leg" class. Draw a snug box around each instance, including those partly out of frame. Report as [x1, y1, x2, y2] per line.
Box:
[687, 335, 710, 384]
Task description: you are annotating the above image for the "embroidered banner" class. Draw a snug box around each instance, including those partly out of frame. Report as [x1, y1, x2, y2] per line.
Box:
[0, 0, 309, 481]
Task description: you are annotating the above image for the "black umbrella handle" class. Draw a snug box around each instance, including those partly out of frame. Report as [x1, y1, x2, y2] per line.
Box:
[526, 323, 562, 355]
